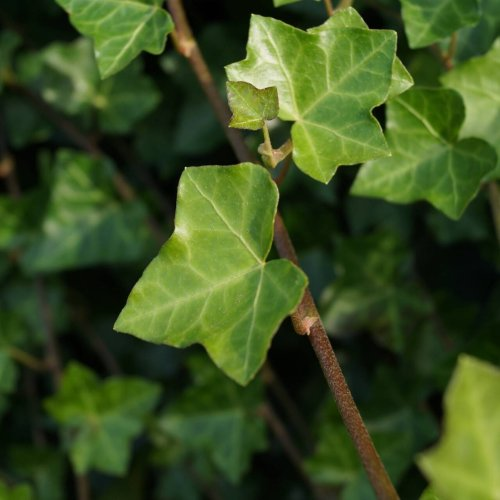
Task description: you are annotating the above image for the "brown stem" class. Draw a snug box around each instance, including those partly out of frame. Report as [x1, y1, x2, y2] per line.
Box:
[323, 0, 335, 16]
[337, 0, 354, 9]
[166, 0, 255, 164]
[163, 2, 399, 497]
[75, 474, 91, 500]
[273, 214, 398, 499]
[258, 403, 322, 500]
[487, 181, 500, 247]
[274, 155, 292, 187]
[7, 347, 48, 372]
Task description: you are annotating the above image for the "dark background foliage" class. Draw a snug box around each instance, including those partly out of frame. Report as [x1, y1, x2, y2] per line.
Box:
[0, 0, 499, 499]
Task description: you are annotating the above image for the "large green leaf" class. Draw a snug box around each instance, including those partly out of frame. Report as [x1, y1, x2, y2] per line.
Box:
[0, 481, 33, 500]
[21, 150, 153, 273]
[55, 0, 173, 78]
[401, 0, 481, 48]
[156, 355, 266, 482]
[351, 88, 497, 219]
[226, 10, 398, 183]
[45, 362, 161, 475]
[418, 355, 500, 499]
[114, 163, 307, 385]
[18, 38, 161, 134]
[441, 39, 500, 178]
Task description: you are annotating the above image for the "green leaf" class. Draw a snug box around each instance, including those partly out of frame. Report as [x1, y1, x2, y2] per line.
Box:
[21, 150, 153, 273]
[55, 0, 174, 78]
[19, 38, 161, 134]
[273, 0, 301, 7]
[227, 81, 279, 130]
[45, 362, 161, 476]
[441, 39, 500, 178]
[114, 163, 307, 385]
[0, 351, 18, 394]
[418, 355, 500, 499]
[156, 355, 266, 482]
[226, 11, 397, 183]
[351, 88, 497, 219]
[0, 481, 33, 500]
[401, 0, 481, 48]
[420, 487, 441, 500]
[308, 8, 413, 99]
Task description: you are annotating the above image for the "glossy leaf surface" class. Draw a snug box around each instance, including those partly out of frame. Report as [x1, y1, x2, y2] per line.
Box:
[156, 355, 266, 482]
[227, 81, 278, 130]
[351, 88, 497, 219]
[115, 163, 307, 385]
[418, 355, 500, 499]
[21, 150, 152, 273]
[226, 11, 397, 183]
[55, 0, 174, 78]
[441, 39, 500, 178]
[401, 0, 480, 48]
[45, 362, 161, 475]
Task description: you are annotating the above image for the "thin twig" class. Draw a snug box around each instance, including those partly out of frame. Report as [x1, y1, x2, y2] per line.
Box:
[75, 474, 90, 500]
[274, 155, 292, 187]
[7, 347, 49, 372]
[262, 363, 314, 452]
[487, 181, 500, 247]
[163, 2, 399, 498]
[258, 404, 322, 499]
[166, 0, 255, 164]
[323, 0, 334, 16]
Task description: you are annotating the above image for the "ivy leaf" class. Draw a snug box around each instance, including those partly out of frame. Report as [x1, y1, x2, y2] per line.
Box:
[226, 11, 397, 183]
[441, 39, 500, 178]
[351, 88, 497, 219]
[308, 8, 413, 99]
[418, 355, 500, 498]
[21, 150, 153, 274]
[55, 0, 174, 78]
[18, 38, 161, 134]
[155, 355, 266, 482]
[114, 163, 307, 385]
[45, 362, 161, 476]
[227, 81, 278, 130]
[401, 0, 481, 49]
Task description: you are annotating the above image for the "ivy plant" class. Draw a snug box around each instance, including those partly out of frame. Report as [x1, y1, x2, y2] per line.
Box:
[1, 0, 499, 499]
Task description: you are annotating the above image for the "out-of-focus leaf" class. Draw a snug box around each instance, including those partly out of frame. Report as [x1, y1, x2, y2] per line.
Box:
[21, 150, 153, 273]
[156, 355, 266, 483]
[0, 351, 18, 394]
[401, 0, 480, 48]
[420, 487, 441, 500]
[227, 81, 278, 130]
[456, 0, 500, 61]
[352, 88, 497, 219]
[441, 39, 500, 178]
[19, 38, 161, 134]
[54, 0, 173, 78]
[115, 164, 307, 385]
[45, 362, 161, 475]
[418, 355, 500, 499]
[273, 0, 301, 6]
[321, 233, 432, 352]
[226, 10, 397, 183]
[0, 480, 33, 500]
[9, 447, 64, 500]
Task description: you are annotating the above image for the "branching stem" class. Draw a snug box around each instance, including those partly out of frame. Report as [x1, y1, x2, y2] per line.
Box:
[166, 2, 399, 498]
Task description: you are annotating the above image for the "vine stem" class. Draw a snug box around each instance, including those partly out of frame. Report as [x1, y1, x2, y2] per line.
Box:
[166, 2, 398, 498]
[323, 0, 334, 16]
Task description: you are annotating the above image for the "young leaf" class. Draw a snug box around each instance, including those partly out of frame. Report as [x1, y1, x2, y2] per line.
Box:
[226, 12, 397, 183]
[351, 88, 497, 219]
[21, 150, 153, 274]
[401, 0, 481, 49]
[418, 355, 500, 498]
[45, 362, 161, 476]
[54, 0, 174, 78]
[441, 39, 500, 178]
[227, 81, 278, 130]
[114, 163, 307, 385]
[156, 355, 266, 482]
